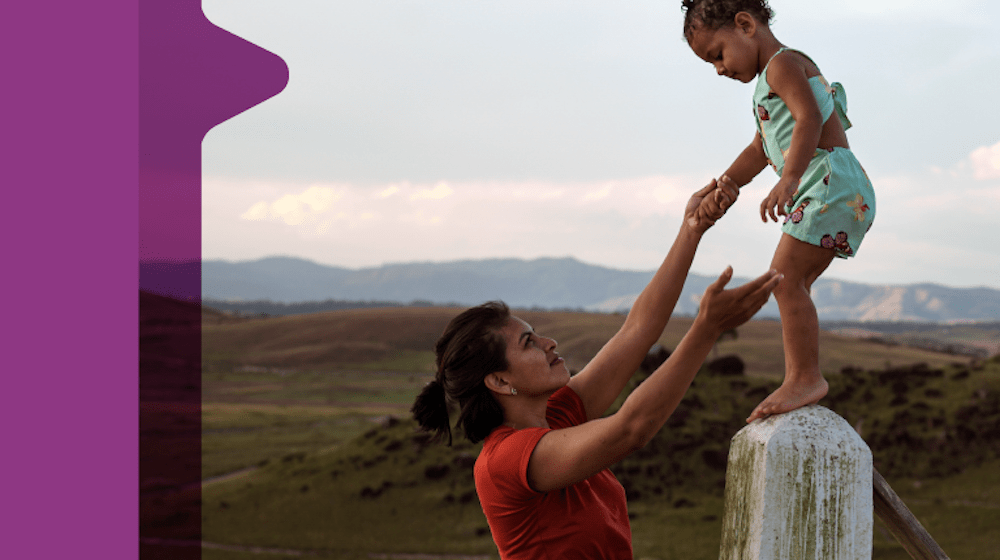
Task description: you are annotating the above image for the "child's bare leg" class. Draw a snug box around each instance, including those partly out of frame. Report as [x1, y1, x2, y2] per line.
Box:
[746, 234, 836, 423]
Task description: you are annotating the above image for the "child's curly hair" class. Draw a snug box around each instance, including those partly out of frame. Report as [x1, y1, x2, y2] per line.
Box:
[682, 0, 774, 41]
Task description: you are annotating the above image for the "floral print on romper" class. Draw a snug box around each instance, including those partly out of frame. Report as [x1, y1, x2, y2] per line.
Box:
[752, 48, 876, 259]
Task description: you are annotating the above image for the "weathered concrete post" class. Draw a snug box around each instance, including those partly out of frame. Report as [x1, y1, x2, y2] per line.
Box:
[718, 405, 872, 560]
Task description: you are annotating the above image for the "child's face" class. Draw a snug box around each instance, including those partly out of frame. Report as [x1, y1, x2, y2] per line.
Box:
[687, 23, 760, 84]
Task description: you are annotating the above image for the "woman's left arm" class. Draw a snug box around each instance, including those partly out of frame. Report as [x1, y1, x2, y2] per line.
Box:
[567, 178, 739, 420]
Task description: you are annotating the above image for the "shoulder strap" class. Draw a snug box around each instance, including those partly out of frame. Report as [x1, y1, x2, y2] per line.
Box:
[763, 47, 789, 73]
[767, 47, 823, 74]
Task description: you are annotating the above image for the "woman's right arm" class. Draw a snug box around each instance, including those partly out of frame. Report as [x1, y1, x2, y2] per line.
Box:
[525, 267, 781, 493]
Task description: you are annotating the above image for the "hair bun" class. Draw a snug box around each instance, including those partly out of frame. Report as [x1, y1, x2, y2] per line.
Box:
[411, 379, 453, 445]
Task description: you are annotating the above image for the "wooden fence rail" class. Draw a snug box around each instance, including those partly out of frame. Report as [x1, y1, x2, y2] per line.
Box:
[873, 467, 950, 560]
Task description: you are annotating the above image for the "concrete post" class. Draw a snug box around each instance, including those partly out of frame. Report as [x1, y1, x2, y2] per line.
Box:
[718, 405, 872, 560]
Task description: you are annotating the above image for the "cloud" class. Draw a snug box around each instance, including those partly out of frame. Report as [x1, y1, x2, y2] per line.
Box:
[410, 182, 454, 200]
[239, 201, 270, 221]
[582, 184, 612, 202]
[969, 141, 1000, 180]
[571, 177, 698, 219]
[376, 185, 400, 198]
[926, 141, 1000, 187]
[237, 177, 698, 229]
[205, 170, 999, 287]
[217, 176, 705, 266]
[240, 185, 341, 227]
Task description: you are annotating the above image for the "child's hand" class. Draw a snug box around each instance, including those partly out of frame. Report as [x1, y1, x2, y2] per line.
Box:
[700, 193, 724, 221]
[714, 174, 740, 212]
[759, 177, 799, 222]
[686, 175, 740, 232]
[686, 179, 717, 231]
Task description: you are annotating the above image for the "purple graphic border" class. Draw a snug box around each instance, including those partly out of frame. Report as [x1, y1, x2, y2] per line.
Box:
[8, 2, 138, 558]
[7, 0, 284, 557]
[136, 0, 287, 557]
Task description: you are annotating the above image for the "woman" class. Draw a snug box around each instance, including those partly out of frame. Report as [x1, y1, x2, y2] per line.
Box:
[412, 178, 781, 559]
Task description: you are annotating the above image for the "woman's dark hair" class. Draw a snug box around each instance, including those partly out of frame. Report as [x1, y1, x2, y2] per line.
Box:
[682, 0, 774, 41]
[411, 301, 511, 445]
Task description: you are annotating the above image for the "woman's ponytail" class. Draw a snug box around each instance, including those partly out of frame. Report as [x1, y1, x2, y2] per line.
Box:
[411, 378, 453, 445]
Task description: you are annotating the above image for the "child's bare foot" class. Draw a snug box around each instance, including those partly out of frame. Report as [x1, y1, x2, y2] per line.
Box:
[746, 376, 829, 423]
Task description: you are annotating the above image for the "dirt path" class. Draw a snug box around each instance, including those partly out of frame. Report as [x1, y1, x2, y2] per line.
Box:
[201, 465, 259, 486]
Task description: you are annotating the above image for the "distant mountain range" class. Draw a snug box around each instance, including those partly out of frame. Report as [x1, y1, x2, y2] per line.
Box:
[147, 256, 1000, 323]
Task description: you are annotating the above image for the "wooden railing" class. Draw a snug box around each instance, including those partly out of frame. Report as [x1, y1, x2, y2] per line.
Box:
[872, 467, 950, 560]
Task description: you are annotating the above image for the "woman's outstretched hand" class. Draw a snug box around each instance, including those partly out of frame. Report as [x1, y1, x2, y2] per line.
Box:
[697, 267, 782, 335]
[685, 175, 740, 233]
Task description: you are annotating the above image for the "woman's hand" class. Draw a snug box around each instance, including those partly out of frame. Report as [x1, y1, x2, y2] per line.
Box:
[697, 267, 782, 335]
[685, 175, 740, 233]
[759, 176, 800, 222]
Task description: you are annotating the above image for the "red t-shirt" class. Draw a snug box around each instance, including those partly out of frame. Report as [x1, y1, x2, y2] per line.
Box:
[474, 386, 633, 559]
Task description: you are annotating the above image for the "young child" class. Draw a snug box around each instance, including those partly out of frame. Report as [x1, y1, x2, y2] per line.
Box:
[682, 0, 876, 423]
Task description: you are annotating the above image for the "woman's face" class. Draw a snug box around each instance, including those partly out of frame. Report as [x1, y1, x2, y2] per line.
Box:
[496, 316, 570, 397]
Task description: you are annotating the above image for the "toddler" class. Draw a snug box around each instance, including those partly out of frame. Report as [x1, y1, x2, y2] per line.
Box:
[683, 0, 876, 422]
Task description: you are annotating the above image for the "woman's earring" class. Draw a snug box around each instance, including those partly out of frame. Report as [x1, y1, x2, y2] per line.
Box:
[511, 387, 517, 396]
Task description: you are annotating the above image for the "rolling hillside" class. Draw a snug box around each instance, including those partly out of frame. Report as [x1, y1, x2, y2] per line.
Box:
[193, 302, 1000, 560]
[188, 256, 1000, 322]
[201, 305, 977, 380]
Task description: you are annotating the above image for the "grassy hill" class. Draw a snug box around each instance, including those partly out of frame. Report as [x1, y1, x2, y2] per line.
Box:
[198, 305, 1000, 559]
[202, 306, 971, 379]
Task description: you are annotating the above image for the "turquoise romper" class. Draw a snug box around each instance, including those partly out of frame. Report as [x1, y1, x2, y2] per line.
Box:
[754, 48, 876, 258]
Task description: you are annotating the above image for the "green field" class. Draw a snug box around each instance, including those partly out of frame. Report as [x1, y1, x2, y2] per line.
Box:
[197, 306, 1000, 559]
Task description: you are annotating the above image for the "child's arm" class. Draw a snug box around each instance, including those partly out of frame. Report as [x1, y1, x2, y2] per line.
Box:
[722, 133, 769, 188]
[698, 131, 768, 228]
[758, 53, 824, 222]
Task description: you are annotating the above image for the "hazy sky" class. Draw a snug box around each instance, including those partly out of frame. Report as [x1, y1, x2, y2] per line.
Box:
[202, 0, 1000, 289]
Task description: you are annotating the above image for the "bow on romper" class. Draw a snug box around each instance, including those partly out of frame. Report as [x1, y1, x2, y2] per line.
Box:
[755, 47, 876, 258]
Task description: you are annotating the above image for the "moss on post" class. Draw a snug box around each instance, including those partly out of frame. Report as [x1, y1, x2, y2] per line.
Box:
[719, 405, 873, 560]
